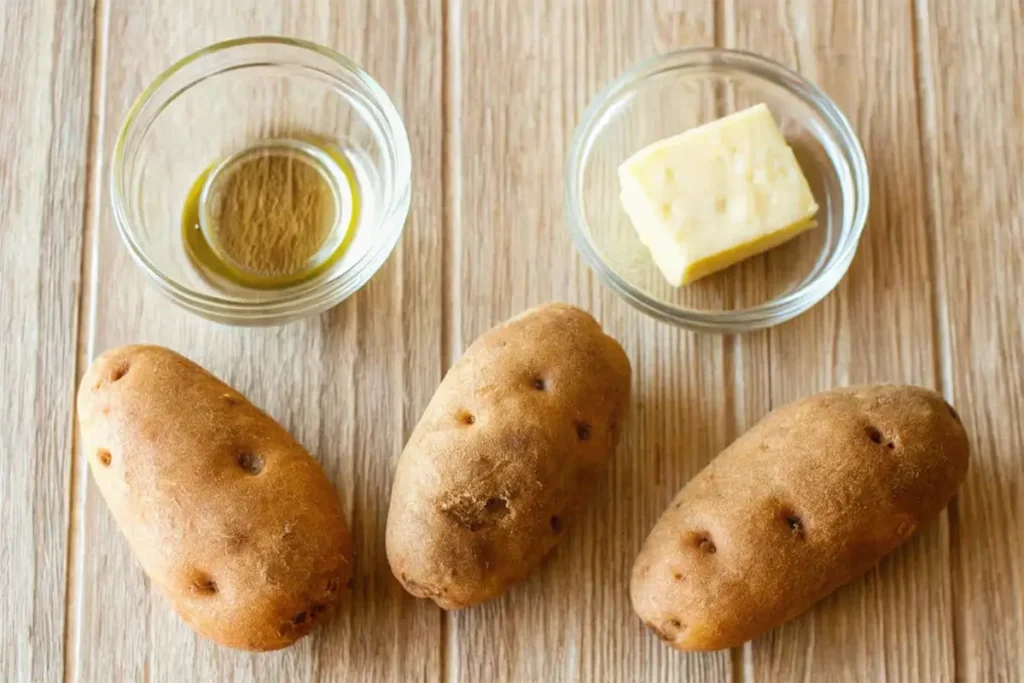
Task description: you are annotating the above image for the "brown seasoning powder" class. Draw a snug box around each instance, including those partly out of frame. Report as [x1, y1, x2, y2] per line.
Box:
[209, 153, 336, 276]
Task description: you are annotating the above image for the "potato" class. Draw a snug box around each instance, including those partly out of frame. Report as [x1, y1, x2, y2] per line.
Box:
[77, 345, 352, 651]
[386, 303, 631, 608]
[631, 384, 969, 651]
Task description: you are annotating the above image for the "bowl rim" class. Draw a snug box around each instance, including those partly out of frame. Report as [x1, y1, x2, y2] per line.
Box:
[565, 46, 870, 333]
[110, 35, 412, 325]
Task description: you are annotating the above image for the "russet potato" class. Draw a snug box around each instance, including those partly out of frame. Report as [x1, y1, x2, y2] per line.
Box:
[386, 303, 631, 608]
[77, 345, 351, 651]
[631, 384, 969, 651]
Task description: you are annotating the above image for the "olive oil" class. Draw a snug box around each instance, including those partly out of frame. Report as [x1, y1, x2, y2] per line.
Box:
[183, 138, 360, 290]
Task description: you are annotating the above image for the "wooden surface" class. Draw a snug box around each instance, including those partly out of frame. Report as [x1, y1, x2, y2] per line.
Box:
[1, 0, 1021, 681]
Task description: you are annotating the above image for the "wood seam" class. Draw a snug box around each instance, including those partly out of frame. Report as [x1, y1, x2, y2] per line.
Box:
[62, 0, 109, 681]
[909, 0, 961, 680]
[440, 0, 461, 680]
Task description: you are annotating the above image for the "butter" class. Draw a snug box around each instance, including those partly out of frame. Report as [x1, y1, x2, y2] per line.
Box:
[618, 103, 818, 286]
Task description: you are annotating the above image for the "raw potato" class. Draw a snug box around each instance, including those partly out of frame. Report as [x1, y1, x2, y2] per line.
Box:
[386, 303, 631, 608]
[631, 384, 969, 651]
[77, 345, 352, 651]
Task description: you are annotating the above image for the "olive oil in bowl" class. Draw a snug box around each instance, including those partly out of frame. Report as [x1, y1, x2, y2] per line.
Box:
[182, 138, 360, 291]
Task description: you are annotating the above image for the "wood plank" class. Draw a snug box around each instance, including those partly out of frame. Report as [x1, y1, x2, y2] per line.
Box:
[447, 1, 732, 681]
[918, 1, 1024, 681]
[726, 0, 955, 680]
[0, 0, 94, 680]
[22, 0, 1022, 680]
[70, 1, 443, 681]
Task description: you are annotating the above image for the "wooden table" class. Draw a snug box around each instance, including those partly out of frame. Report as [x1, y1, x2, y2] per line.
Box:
[3, 0, 1022, 681]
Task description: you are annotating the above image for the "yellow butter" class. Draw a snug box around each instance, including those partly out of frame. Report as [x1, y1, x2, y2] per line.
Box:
[618, 103, 818, 286]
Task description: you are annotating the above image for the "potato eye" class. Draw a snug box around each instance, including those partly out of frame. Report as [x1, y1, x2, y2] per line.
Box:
[866, 426, 883, 444]
[237, 452, 263, 474]
[576, 422, 591, 441]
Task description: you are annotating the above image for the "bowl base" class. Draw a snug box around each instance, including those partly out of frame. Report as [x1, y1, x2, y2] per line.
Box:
[182, 137, 360, 294]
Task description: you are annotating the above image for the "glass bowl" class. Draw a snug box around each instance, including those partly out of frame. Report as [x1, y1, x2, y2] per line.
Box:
[565, 48, 868, 333]
[111, 36, 412, 325]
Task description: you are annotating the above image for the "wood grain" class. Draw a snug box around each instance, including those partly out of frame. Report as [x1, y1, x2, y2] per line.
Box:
[2, 0, 1023, 680]
[918, 1, 1024, 681]
[70, 1, 443, 682]
[0, 0, 94, 681]
[726, 0, 956, 681]
[447, 1, 733, 682]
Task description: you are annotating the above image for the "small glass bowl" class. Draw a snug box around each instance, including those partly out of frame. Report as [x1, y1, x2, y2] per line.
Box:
[111, 36, 411, 325]
[565, 48, 869, 333]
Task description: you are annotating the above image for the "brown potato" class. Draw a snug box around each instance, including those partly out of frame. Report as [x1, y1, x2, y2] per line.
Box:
[77, 345, 351, 651]
[386, 303, 631, 608]
[631, 384, 969, 651]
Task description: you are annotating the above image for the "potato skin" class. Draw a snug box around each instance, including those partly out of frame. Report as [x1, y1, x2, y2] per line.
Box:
[77, 345, 351, 651]
[631, 385, 969, 651]
[386, 303, 631, 608]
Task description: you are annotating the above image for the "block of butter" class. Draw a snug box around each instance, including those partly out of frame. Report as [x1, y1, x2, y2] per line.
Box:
[618, 103, 818, 286]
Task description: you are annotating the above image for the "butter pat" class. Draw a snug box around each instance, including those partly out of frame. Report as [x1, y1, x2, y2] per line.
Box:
[618, 103, 818, 286]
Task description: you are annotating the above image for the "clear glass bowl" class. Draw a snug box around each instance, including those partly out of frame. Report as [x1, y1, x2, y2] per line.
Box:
[565, 48, 869, 333]
[111, 36, 411, 325]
